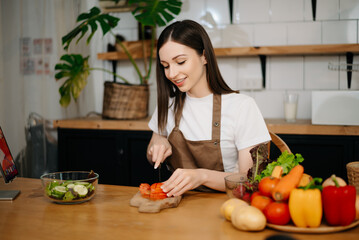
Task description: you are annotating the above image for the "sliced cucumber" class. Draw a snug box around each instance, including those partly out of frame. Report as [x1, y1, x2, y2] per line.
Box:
[47, 181, 60, 190]
[61, 181, 74, 187]
[51, 186, 67, 199]
[75, 182, 89, 186]
[66, 183, 75, 189]
[73, 184, 88, 197]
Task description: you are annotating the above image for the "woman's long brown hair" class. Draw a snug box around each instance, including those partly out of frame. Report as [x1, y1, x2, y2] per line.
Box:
[156, 20, 239, 133]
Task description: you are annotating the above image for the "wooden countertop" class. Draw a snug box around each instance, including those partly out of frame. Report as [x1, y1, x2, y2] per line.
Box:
[53, 117, 359, 136]
[54, 116, 151, 131]
[265, 119, 359, 136]
[1, 178, 358, 240]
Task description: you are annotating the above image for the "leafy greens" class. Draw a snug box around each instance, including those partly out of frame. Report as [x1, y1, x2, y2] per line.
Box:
[255, 150, 304, 182]
[246, 142, 305, 183]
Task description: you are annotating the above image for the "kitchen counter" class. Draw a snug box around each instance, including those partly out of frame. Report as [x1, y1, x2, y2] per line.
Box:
[53, 117, 359, 136]
[1, 177, 358, 240]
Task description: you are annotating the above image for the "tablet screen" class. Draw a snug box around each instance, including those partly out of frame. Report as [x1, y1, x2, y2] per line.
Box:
[0, 127, 18, 183]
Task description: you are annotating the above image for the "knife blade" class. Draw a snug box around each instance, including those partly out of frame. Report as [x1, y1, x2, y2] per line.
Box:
[158, 164, 161, 182]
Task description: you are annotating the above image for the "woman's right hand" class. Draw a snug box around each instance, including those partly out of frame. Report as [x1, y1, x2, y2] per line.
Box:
[147, 132, 172, 169]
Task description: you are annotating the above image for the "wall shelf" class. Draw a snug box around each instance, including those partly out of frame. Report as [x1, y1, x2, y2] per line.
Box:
[98, 42, 359, 60]
[97, 42, 359, 89]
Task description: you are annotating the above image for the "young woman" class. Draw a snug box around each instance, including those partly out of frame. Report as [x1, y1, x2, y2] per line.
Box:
[147, 20, 270, 197]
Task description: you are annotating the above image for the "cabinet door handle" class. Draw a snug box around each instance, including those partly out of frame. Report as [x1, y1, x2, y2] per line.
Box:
[118, 148, 124, 156]
[117, 148, 125, 167]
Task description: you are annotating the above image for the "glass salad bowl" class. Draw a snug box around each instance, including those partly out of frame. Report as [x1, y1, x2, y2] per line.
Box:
[40, 171, 99, 204]
[224, 173, 257, 203]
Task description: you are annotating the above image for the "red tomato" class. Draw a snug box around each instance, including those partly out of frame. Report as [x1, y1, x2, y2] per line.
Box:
[263, 202, 291, 225]
[139, 183, 151, 198]
[250, 191, 262, 202]
[150, 183, 167, 200]
[251, 195, 273, 212]
[150, 183, 163, 193]
[258, 177, 280, 197]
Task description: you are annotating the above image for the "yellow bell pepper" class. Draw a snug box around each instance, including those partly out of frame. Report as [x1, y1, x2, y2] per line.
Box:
[289, 188, 322, 228]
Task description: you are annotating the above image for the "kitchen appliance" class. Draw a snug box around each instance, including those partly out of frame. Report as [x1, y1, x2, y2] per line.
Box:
[312, 91, 359, 126]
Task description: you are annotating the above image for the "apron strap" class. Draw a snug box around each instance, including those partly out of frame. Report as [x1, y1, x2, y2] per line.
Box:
[212, 94, 221, 142]
[174, 94, 221, 141]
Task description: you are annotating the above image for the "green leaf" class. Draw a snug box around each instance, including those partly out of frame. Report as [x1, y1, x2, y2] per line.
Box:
[129, 0, 182, 27]
[54, 54, 90, 107]
[61, 7, 120, 50]
[255, 151, 305, 182]
[60, 54, 75, 64]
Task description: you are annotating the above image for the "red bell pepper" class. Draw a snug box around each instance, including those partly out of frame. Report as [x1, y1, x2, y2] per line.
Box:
[322, 175, 356, 226]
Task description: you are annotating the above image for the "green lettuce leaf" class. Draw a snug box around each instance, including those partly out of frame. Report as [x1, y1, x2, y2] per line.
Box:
[255, 151, 304, 182]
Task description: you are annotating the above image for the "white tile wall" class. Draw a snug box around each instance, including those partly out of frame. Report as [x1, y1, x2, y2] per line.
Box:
[304, 56, 340, 89]
[206, 0, 230, 26]
[110, 12, 138, 41]
[270, 0, 304, 22]
[254, 23, 287, 46]
[204, 27, 222, 48]
[237, 57, 263, 89]
[317, 0, 339, 20]
[218, 57, 238, 89]
[287, 22, 322, 45]
[322, 20, 357, 44]
[222, 24, 254, 47]
[297, 91, 312, 119]
[113, 12, 137, 29]
[269, 56, 304, 90]
[252, 90, 285, 119]
[106, 0, 359, 121]
[340, 0, 359, 20]
[177, 0, 206, 24]
[233, 0, 270, 24]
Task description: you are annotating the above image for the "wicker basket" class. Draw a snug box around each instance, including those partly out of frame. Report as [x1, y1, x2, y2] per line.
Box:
[102, 81, 149, 120]
[346, 161, 359, 192]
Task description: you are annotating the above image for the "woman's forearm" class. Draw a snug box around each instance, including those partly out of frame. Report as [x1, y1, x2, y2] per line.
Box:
[198, 147, 254, 192]
[198, 169, 234, 192]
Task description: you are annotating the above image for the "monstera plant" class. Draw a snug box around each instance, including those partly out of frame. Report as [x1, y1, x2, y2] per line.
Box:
[55, 0, 182, 108]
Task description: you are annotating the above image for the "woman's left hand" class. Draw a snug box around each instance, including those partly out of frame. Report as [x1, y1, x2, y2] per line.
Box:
[161, 168, 206, 197]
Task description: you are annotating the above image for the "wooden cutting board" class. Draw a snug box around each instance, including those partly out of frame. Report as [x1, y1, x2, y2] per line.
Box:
[130, 192, 182, 213]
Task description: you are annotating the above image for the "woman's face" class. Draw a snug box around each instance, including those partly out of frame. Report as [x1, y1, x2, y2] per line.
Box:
[159, 40, 209, 97]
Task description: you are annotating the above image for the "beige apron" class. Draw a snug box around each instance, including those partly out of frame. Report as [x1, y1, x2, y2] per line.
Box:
[167, 94, 224, 192]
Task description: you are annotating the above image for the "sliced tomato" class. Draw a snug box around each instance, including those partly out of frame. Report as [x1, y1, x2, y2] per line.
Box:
[139, 183, 168, 200]
[150, 183, 163, 192]
[150, 183, 167, 200]
[139, 183, 151, 198]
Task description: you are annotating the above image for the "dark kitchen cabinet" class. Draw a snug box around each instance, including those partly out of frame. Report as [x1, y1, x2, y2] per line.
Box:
[271, 134, 359, 182]
[58, 127, 358, 186]
[58, 128, 171, 186]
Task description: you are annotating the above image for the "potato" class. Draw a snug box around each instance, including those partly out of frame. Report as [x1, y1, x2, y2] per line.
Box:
[220, 198, 248, 221]
[231, 205, 266, 231]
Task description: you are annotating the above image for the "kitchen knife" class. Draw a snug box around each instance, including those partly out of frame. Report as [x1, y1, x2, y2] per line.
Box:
[158, 164, 161, 182]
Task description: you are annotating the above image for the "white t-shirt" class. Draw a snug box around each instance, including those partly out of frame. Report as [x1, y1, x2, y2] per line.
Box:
[148, 93, 271, 172]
